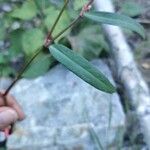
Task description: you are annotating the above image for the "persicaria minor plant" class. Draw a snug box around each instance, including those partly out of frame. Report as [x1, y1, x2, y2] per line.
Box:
[2, 0, 145, 101]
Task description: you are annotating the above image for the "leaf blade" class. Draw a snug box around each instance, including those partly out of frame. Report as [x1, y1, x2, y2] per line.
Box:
[49, 44, 116, 93]
[22, 28, 44, 56]
[10, 0, 38, 20]
[84, 11, 145, 38]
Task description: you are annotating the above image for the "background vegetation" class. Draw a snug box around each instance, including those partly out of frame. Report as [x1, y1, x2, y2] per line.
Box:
[0, 0, 109, 78]
[0, 0, 149, 86]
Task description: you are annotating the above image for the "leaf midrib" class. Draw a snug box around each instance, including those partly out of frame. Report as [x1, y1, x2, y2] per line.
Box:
[51, 45, 114, 92]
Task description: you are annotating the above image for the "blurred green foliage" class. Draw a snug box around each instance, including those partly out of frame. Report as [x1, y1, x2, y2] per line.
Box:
[10, 0, 38, 20]
[119, 1, 144, 17]
[0, 0, 111, 78]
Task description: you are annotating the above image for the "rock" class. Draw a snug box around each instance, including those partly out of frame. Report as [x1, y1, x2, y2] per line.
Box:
[7, 59, 125, 150]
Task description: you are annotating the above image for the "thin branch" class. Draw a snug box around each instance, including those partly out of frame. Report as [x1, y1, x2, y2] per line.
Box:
[53, 16, 81, 41]
[44, 0, 69, 47]
[3, 46, 43, 97]
[50, 0, 69, 35]
[3, 0, 95, 98]
[3, 0, 69, 97]
[53, 0, 95, 41]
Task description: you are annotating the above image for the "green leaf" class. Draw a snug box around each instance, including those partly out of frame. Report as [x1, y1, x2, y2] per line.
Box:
[0, 65, 15, 77]
[49, 44, 116, 93]
[9, 29, 24, 58]
[84, 11, 145, 38]
[10, 0, 38, 20]
[23, 52, 54, 78]
[22, 28, 44, 55]
[44, 6, 71, 39]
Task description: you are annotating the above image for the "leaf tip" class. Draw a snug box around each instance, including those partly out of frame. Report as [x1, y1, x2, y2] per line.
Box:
[106, 84, 116, 94]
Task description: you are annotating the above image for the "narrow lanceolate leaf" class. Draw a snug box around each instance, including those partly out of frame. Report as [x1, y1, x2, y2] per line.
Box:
[84, 11, 145, 38]
[49, 44, 116, 93]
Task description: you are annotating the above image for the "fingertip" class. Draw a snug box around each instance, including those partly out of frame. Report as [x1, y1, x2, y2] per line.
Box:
[5, 94, 25, 121]
[0, 108, 18, 130]
[0, 91, 25, 121]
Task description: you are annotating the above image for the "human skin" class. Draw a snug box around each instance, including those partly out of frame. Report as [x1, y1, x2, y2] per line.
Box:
[0, 92, 25, 131]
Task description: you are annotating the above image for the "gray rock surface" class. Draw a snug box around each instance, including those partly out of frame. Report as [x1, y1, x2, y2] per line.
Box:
[7, 59, 125, 150]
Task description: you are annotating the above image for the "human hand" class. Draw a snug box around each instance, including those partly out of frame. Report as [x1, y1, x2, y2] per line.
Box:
[0, 92, 25, 131]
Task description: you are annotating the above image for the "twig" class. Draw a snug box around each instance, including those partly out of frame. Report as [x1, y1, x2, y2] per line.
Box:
[49, 0, 69, 35]
[44, 0, 69, 47]
[3, 46, 43, 97]
[53, 16, 81, 41]
[3, 1, 70, 97]
[3, 0, 94, 98]
[53, 0, 94, 40]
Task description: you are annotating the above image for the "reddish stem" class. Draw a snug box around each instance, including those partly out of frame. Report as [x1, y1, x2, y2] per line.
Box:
[3, 0, 95, 98]
[80, 0, 94, 17]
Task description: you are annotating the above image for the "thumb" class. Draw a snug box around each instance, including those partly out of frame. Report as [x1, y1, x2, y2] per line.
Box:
[0, 107, 18, 130]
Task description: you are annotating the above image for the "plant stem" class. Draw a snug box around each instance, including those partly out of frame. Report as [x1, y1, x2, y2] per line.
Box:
[3, 47, 43, 97]
[45, 0, 69, 46]
[3, 1, 70, 97]
[3, 0, 94, 98]
[53, 0, 94, 40]
[50, 0, 69, 35]
[53, 16, 81, 41]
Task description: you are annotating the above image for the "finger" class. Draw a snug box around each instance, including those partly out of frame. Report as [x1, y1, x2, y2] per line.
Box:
[5, 94, 25, 120]
[0, 92, 25, 120]
[0, 107, 11, 112]
[0, 107, 18, 131]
